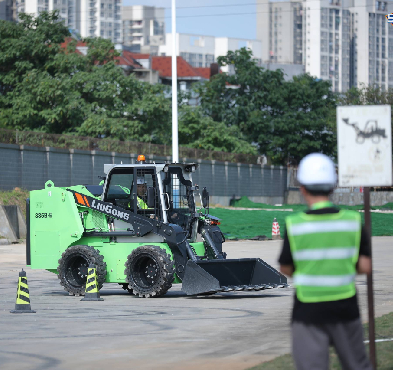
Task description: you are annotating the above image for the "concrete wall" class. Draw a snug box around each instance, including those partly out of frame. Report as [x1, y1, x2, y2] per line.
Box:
[0, 205, 25, 242]
[0, 143, 287, 206]
[286, 188, 393, 206]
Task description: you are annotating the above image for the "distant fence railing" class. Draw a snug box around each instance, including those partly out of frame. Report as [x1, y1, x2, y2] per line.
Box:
[0, 129, 259, 164]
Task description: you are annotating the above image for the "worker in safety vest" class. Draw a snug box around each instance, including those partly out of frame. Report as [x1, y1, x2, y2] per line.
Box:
[136, 177, 148, 209]
[279, 153, 372, 370]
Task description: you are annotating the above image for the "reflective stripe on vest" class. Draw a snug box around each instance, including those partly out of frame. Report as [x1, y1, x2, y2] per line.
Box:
[293, 247, 358, 260]
[293, 274, 356, 286]
[137, 197, 148, 209]
[290, 220, 360, 236]
[286, 209, 361, 303]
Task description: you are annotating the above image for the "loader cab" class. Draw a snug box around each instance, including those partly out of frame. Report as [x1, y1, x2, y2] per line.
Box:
[162, 165, 197, 238]
[102, 162, 198, 240]
[103, 165, 162, 220]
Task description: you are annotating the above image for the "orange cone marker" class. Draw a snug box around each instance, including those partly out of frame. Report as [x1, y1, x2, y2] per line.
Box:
[272, 218, 281, 240]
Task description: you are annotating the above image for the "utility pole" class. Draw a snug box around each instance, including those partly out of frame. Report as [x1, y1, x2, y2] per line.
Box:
[171, 0, 178, 163]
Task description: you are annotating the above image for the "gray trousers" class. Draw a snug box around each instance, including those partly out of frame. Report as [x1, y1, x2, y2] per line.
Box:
[292, 319, 372, 370]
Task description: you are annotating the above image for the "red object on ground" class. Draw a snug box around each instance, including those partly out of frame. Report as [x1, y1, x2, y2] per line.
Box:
[272, 218, 281, 239]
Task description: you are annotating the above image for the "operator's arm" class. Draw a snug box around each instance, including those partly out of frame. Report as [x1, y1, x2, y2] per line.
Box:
[280, 265, 294, 277]
[278, 232, 294, 277]
[357, 256, 371, 275]
[357, 227, 371, 275]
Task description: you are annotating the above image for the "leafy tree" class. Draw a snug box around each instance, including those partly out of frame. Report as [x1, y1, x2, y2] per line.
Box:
[196, 48, 337, 164]
[0, 11, 171, 143]
[178, 106, 257, 155]
[340, 85, 393, 106]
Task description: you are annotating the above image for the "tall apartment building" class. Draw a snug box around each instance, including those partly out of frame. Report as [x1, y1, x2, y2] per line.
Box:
[350, 0, 393, 89]
[13, 0, 121, 44]
[122, 6, 165, 54]
[303, 0, 352, 92]
[81, 0, 122, 43]
[0, 0, 15, 21]
[15, 0, 76, 28]
[257, 0, 393, 92]
[257, 0, 303, 65]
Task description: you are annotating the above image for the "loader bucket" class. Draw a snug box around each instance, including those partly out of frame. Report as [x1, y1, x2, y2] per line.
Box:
[181, 258, 288, 296]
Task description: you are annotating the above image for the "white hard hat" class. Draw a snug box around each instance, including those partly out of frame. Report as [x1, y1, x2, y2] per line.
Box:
[297, 153, 337, 190]
[137, 177, 146, 185]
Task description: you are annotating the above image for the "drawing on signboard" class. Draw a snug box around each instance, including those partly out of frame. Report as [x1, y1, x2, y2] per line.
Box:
[342, 118, 387, 144]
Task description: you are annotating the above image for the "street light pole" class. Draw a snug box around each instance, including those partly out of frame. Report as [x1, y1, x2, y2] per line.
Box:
[171, 0, 179, 163]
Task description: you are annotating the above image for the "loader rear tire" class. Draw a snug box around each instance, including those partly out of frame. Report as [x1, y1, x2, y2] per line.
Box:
[57, 245, 107, 296]
[124, 245, 174, 298]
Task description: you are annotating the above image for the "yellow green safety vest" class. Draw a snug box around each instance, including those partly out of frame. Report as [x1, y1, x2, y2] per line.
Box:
[286, 201, 361, 303]
[137, 197, 148, 209]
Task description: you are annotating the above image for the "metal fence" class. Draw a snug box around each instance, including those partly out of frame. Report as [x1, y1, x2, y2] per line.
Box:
[0, 143, 287, 204]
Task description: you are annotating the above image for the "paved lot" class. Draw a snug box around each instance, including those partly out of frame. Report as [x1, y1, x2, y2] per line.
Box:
[0, 237, 392, 370]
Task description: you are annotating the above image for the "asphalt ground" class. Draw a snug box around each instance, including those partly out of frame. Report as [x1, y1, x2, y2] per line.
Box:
[0, 238, 392, 370]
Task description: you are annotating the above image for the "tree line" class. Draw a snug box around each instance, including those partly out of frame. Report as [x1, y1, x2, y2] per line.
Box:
[1, 12, 392, 165]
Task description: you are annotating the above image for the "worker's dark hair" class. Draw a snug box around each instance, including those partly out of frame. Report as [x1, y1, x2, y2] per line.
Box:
[304, 185, 334, 196]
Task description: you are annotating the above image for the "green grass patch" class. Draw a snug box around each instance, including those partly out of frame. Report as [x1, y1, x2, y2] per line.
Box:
[248, 312, 393, 370]
[231, 196, 371, 212]
[0, 188, 29, 218]
[209, 207, 393, 239]
[379, 202, 393, 210]
[209, 208, 293, 240]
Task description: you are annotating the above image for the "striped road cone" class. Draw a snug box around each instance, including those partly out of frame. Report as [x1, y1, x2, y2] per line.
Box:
[81, 264, 104, 301]
[272, 218, 281, 240]
[10, 269, 36, 313]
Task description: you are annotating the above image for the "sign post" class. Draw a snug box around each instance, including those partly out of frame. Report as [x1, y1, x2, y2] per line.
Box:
[337, 105, 392, 370]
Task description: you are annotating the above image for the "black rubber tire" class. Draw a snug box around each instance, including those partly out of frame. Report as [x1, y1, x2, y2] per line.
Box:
[124, 245, 174, 298]
[119, 283, 134, 295]
[57, 245, 107, 296]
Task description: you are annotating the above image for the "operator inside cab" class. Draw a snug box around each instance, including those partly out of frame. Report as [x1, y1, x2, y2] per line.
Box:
[136, 177, 148, 209]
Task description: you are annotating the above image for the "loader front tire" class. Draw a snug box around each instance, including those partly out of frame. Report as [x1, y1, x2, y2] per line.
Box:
[125, 245, 174, 298]
[57, 245, 107, 296]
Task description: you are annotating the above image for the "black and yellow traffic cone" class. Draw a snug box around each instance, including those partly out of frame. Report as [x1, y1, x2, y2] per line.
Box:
[81, 264, 104, 301]
[10, 269, 36, 313]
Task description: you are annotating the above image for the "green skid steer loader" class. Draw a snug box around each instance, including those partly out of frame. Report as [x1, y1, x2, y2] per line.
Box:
[27, 158, 288, 297]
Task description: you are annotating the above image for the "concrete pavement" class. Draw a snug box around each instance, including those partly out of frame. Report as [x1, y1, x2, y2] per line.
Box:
[0, 237, 392, 370]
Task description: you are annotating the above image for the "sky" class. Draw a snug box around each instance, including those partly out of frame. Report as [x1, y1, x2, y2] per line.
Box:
[122, 0, 258, 40]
